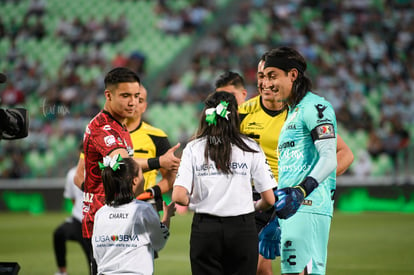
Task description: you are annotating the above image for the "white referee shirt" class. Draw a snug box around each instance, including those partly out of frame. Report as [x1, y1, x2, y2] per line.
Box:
[92, 200, 169, 275]
[174, 137, 277, 217]
[64, 166, 83, 222]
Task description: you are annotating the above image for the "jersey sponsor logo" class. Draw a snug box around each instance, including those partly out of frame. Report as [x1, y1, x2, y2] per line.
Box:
[315, 124, 335, 139]
[279, 149, 304, 160]
[195, 162, 249, 176]
[195, 162, 248, 171]
[315, 104, 327, 118]
[229, 162, 248, 170]
[94, 234, 139, 242]
[279, 141, 295, 150]
[286, 124, 296, 130]
[247, 122, 264, 128]
[104, 135, 117, 146]
[279, 163, 310, 173]
[317, 118, 332, 123]
[103, 125, 111, 131]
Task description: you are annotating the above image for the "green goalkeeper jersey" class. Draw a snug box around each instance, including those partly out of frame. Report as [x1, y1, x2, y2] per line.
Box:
[278, 92, 337, 217]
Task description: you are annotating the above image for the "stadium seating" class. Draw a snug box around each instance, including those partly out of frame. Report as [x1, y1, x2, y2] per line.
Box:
[0, 0, 412, 179]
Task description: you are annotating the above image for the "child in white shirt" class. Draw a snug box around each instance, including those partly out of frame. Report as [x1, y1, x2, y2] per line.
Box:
[92, 156, 175, 275]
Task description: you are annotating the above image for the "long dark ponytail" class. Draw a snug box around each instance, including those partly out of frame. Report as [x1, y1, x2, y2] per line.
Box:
[195, 91, 257, 174]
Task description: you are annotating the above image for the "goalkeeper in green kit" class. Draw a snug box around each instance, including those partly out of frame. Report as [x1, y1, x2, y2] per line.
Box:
[259, 47, 338, 275]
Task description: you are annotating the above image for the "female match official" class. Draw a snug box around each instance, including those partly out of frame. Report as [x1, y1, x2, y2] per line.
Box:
[172, 91, 276, 275]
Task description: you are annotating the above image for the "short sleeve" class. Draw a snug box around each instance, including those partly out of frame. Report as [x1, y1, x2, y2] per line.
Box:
[173, 143, 194, 192]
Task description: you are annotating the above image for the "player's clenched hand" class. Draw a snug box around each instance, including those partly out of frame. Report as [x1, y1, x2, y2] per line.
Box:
[258, 218, 281, 259]
[159, 143, 181, 172]
[275, 177, 318, 219]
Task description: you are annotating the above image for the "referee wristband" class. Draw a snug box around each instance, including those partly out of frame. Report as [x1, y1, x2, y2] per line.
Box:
[147, 157, 161, 170]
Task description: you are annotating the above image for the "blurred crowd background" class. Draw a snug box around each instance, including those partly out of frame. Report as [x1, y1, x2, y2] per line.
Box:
[0, 0, 413, 180]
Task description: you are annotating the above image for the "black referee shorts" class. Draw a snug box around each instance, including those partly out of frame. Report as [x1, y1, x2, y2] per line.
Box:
[190, 212, 258, 275]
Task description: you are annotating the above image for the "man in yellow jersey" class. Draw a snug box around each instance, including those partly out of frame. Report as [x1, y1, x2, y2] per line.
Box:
[126, 84, 176, 211]
[215, 54, 354, 275]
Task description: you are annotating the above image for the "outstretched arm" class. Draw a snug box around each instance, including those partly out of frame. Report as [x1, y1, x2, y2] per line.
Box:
[135, 143, 181, 172]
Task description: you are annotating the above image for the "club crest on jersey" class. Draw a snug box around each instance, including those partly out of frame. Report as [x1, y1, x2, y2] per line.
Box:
[104, 135, 117, 146]
[315, 104, 327, 118]
[315, 124, 335, 139]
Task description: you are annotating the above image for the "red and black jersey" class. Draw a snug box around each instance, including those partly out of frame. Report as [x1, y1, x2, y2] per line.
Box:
[82, 110, 133, 238]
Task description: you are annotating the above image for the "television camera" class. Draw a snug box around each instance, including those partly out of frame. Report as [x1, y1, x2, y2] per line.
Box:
[0, 73, 29, 140]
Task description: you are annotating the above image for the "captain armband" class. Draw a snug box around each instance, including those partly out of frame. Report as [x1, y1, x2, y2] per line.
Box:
[311, 123, 335, 142]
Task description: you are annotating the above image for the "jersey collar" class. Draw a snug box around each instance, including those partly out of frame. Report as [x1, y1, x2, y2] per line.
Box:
[102, 110, 127, 129]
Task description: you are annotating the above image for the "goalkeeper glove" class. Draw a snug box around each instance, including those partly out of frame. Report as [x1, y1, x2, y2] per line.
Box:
[275, 177, 318, 219]
[258, 218, 281, 259]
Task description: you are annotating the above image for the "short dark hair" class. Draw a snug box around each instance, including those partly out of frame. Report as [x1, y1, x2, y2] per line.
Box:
[215, 71, 245, 89]
[104, 67, 141, 90]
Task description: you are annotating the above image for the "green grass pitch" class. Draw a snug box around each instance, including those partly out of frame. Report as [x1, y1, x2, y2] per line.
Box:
[0, 211, 413, 274]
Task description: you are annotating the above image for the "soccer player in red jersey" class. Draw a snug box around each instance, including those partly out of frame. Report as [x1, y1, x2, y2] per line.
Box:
[82, 67, 140, 274]
[78, 67, 181, 274]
